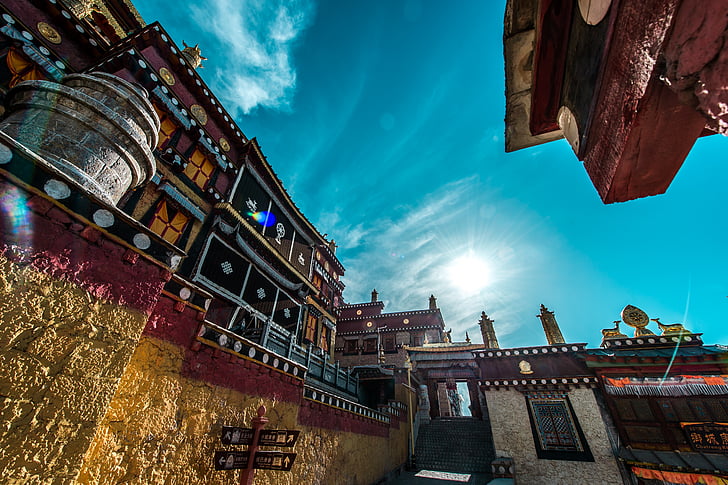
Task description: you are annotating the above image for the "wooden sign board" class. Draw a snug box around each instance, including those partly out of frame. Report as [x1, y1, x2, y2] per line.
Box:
[214, 451, 296, 471]
[682, 423, 728, 453]
[221, 427, 299, 447]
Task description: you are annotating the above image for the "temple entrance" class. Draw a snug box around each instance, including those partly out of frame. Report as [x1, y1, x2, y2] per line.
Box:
[435, 379, 479, 418]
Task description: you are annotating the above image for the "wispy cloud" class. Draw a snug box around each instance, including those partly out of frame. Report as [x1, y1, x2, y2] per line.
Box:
[335, 176, 556, 344]
[190, 0, 315, 114]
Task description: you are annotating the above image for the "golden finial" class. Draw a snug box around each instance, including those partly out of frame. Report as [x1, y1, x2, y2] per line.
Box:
[182, 41, 207, 69]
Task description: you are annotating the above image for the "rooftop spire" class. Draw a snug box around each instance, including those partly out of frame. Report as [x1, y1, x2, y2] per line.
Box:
[537, 304, 566, 345]
[478, 311, 499, 349]
[429, 294, 437, 310]
[371, 289, 378, 302]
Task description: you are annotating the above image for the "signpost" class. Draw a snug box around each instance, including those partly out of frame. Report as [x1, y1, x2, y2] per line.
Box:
[214, 451, 297, 471]
[221, 426, 300, 447]
[215, 406, 299, 484]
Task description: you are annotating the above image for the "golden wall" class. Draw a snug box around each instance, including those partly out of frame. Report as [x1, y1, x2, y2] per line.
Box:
[78, 334, 409, 485]
[0, 256, 152, 484]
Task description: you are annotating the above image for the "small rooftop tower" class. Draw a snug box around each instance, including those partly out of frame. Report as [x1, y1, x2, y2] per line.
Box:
[478, 311, 499, 349]
[429, 294, 437, 310]
[371, 289, 378, 302]
[537, 304, 566, 345]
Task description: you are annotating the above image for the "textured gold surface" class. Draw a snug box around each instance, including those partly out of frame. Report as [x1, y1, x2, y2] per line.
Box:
[79, 335, 409, 484]
[190, 104, 207, 125]
[159, 67, 175, 86]
[219, 137, 230, 152]
[0, 256, 148, 484]
[37, 22, 62, 44]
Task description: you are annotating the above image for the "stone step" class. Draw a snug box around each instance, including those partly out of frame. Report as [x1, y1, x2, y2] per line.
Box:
[414, 418, 496, 474]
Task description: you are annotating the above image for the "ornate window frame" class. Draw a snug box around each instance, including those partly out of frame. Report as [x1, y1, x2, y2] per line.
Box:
[524, 391, 594, 461]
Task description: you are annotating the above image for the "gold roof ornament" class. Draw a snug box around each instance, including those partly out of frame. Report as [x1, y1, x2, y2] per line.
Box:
[478, 310, 499, 349]
[181, 41, 207, 69]
[601, 320, 627, 339]
[443, 329, 452, 343]
[652, 317, 691, 336]
[621, 305, 656, 337]
[537, 304, 565, 345]
[518, 360, 534, 374]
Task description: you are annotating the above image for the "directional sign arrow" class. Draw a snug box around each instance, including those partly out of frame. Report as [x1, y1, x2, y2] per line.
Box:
[220, 426, 255, 445]
[257, 429, 300, 447]
[253, 451, 297, 471]
[213, 451, 249, 470]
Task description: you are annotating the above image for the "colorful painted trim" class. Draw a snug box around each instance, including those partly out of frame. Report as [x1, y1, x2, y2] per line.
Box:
[159, 182, 206, 221]
[631, 466, 728, 485]
[604, 376, 728, 397]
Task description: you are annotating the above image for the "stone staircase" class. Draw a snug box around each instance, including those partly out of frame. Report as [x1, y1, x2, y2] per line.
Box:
[414, 417, 496, 475]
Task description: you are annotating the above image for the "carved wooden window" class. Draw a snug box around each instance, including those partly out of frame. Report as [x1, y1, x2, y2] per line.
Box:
[525, 392, 593, 461]
[153, 104, 179, 149]
[184, 148, 215, 190]
[6, 47, 46, 88]
[304, 313, 317, 343]
[148, 199, 190, 245]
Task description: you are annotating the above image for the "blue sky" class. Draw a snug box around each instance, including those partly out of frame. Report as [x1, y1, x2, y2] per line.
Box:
[135, 0, 728, 348]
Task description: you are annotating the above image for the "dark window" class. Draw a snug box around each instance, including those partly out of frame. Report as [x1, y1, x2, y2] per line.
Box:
[345, 340, 358, 354]
[364, 338, 376, 353]
[206, 298, 236, 327]
[273, 292, 299, 331]
[525, 392, 593, 461]
[198, 236, 250, 296]
[384, 336, 396, 352]
[242, 268, 277, 318]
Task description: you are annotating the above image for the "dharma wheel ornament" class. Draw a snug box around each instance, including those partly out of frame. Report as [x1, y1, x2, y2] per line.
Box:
[621, 305, 655, 337]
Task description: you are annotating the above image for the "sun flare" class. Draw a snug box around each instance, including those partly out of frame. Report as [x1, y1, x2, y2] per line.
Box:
[447, 254, 491, 293]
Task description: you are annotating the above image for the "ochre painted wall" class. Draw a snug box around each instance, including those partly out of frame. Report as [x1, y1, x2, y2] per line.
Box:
[78, 295, 409, 485]
[0, 185, 409, 485]
[0, 191, 169, 484]
[485, 388, 622, 485]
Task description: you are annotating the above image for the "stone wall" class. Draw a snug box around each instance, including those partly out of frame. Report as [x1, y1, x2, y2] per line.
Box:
[485, 388, 622, 485]
[0, 184, 168, 484]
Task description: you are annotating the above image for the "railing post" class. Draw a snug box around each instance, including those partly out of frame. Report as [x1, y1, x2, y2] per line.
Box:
[287, 332, 294, 358]
[260, 320, 271, 348]
[335, 361, 340, 388]
[306, 345, 312, 369]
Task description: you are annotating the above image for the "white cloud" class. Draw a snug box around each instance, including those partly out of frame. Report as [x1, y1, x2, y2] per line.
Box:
[336, 176, 554, 343]
[190, 0, 314, 114]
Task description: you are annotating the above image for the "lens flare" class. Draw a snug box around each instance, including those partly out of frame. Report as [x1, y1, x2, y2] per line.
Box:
[248, 211, 276, 227]
[0, 182, 32, 248]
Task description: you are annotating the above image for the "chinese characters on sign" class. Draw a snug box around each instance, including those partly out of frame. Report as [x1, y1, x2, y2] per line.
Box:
[682, 423, 728, 453]
[220, 427, 300, 447]
[213, 451, 296, 471]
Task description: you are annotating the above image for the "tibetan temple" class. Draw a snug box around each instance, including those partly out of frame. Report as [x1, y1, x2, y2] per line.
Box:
[503, 0, 728, 203]
[0, 1, 727, 484]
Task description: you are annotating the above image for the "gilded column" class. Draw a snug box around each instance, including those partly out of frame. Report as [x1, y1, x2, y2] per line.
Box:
[478, 311, 499, 349]
[537, 304, 566, 345]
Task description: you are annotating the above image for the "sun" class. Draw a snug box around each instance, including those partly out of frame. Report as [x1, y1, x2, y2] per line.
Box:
[447, 253, 491, 294]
